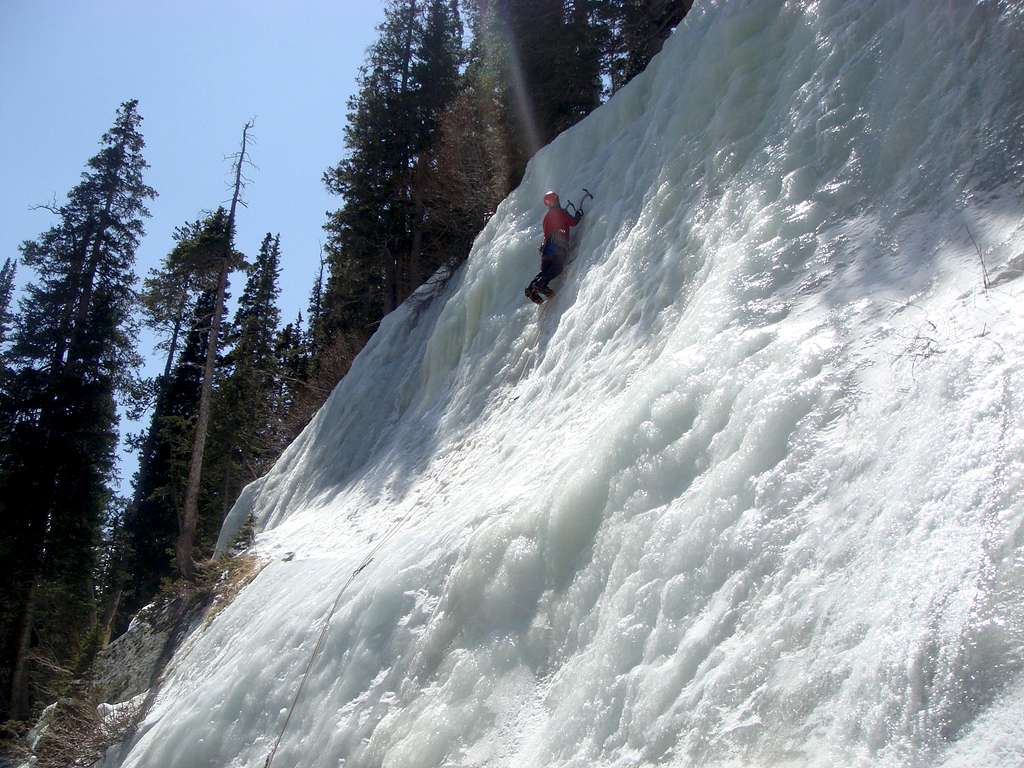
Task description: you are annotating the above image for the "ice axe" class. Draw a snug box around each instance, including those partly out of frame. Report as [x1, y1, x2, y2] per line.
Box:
[566, 187, 594, 217]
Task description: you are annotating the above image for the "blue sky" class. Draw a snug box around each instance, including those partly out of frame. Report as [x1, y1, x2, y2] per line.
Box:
[0, 0, 387, 486]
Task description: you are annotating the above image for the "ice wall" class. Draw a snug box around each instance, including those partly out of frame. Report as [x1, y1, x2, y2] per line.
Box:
[113, 1, 1024, 767]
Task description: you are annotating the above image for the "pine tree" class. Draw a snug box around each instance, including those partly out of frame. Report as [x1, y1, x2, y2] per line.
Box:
[465, 0, 562, 172]
[601, 0, 693, 91]
[206, 233, 282, 525]
[305, 256, 326, 367]
[322, 0, 464, 336]
[323, 0, 420, 326]
[414, 0, 463, 141]
[406, 0, 465, 292]
[0, 100, 154, 720]
[0, 258, 17, 351]
[273, 263, 354, 453]
[414, 84, 507, 288]
[564, 0, 606, 116]
[115, 289, 213, 628]
[230, 234, 282, 386]
[467, 0, 610, 165]
[268, 313, 308, 455]
[141, 220, 204, 377]
[98, 223, 210, 636]
[172, 202, 244, 579]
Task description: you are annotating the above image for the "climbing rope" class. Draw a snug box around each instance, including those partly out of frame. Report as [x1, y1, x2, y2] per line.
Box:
[263, 514, 410, 768]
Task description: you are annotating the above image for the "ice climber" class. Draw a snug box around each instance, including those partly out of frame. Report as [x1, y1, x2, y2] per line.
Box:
[526, 190, 583, 304]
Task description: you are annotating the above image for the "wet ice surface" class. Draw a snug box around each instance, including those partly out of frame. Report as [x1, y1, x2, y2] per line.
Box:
[109, 1, 1024, 767]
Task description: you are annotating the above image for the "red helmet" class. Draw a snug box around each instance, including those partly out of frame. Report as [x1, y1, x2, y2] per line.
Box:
[543, 191, 559, 207]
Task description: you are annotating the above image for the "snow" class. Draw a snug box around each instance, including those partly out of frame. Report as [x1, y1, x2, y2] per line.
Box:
[25, 701, 56, 754]
[111, 1, 1024, 767]
[97, 692, 149, 725]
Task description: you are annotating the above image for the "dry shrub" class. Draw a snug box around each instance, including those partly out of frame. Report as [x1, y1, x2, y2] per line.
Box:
[11, 554, 267, 767]
[0, 719, 32, 765]
[152, 553, 267, 629]
[33, 688, 143, 768]
[204, 553, 269, 626]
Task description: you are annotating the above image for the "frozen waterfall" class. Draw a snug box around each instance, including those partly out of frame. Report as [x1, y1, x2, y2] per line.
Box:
[108, 2, 1024, 767]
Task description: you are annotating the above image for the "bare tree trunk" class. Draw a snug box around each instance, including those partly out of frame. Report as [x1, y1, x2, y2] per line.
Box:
[407, 156, 426, 299]
[177, 260, 227, 580]
[98, 580, 124, 647]
[162, 281, 191, 378]
[382, 244, 399, 314]
[220, 456, 235, 524]
[386, 0, 417, 313]
[100, 277, 191, 637]
[7, 579, 37, 719]
[176, 121, 251, 580]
